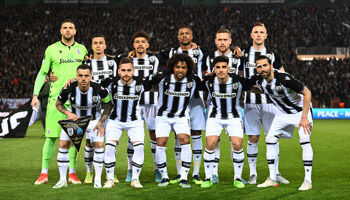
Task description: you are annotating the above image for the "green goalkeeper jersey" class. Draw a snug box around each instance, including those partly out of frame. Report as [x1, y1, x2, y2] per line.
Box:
[33, 41, 88, 99]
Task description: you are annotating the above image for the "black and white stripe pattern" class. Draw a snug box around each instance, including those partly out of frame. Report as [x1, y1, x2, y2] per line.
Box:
[253, 70, 305, 114]
[85, 55, 117, 83]
[205, 74, 243, 119]
[169, 47, 204, 79]
[240, 47, 283, 104]
[156, 74, 197, 118]
[102, 77, 143, 122]
[58, 81, 109, 119]
[206, 50, 240, 74]
[133, 54, 159, 105]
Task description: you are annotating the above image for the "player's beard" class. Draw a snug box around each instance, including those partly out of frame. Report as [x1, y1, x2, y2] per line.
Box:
[122, 76, 132, 84]
[63, 35, 74, 42]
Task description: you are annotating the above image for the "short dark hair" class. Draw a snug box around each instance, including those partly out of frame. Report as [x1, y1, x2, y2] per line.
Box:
[132, 31, 150, 42]
[77, 64, 92, 72]
[216, 28, 231, 37]
[256, 55, 271, 65]
[166, 53, 194, 78]
[92, 33, 106, 42]
[252, 22, 266, 31]
[61, 19, 75, 28]
[178, 25, 193, 34]
[119, 57, 133, 67]
[213, 56, 229, 66]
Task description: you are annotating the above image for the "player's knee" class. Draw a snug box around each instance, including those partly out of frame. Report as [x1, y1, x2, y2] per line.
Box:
[299, 134, 311, 144]
[85, 139, 92, 147]
[232, 141, 243, 151]
[93, 142, 104, 149]
[157, 137, 168, 147]
[59, 140, 70, 149]
[178, 134, 190, 145]
[248, 135, 259, 143]
[266, 135, 278, 144]
[206, 140, 217, 151]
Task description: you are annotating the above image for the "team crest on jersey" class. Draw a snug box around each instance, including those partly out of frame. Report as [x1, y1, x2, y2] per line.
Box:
[67, 128, 74, 136]
[266, 53, 272, 60]
[76, 48, 81, 55]
[136, 85, 142, 92]
[187, 82, 193, 88]
[108, 60, 114, 66]
[232, 58, 238, 65]
[276, 86, 283, 92]
[193, 49, 199, 56]
[149, 55, 156, 63]
[93, 96, 99, 103]
[232, 82, 238, 90]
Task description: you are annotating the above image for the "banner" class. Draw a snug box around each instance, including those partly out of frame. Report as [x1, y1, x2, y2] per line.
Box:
[58, 116, 91, 152]
[0, 101, 33, 138]
[313, 108, 350, 119]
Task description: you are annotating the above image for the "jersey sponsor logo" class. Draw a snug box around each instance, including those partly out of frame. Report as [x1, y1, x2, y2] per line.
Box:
[264, 91, 285, 98]
[92, 70, 113, 76]
[246, 62, 256, 68]
[134, 65, 153, 70]
[71, 104, 96, 110]
[59, 58, 84, 64]
[165, 90, 190, 97]
[212, 92, 236, 98]
[113, 94, 139, 100]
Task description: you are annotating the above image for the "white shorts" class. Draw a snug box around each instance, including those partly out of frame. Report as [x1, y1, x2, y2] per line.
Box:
[140, 104, 156, 130]
[155, 116, 191, 138]
[244, 103, 276, 135]
[105, 119, 145, 142]
[189, 98, 206, 131]
[206, 117, 244, 138]
[268, 109, 313, 138]
[60, 120, 104, 143]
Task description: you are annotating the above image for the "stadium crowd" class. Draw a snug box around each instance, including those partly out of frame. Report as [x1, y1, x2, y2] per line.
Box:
[1, 5, 349, 107]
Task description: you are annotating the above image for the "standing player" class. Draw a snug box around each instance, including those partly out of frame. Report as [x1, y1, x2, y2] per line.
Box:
[146, 54, 202, 188]
[238, 22, 288, 184]
[251, 55, 313, 191]
[204, 28, 240, 183]
[83, 34, 118, 184]
[163, 26, 206, 184]
[31, 19, 88, 185]
[102, 58, 146, 188]
[201, 56, 251, 189]
[53, 64, 113, 188]
[123, 31, 161, 183]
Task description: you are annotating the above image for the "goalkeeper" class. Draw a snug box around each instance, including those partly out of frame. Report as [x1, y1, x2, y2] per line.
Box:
[31, 19, 88, 185]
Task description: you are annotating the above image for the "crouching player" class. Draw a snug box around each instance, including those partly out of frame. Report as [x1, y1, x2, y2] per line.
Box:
[53, 64, 113, 188]
[102, 57, 145, 188]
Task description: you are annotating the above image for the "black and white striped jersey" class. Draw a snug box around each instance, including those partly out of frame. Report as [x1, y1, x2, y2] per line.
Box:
[168, 47, 206, 79]
[205, 50, 240, 75]
[204, 74, 250, 119]
[84, 55, 117, 83]
[239, 46, 283, 104]
[143, 72, 202, 118]
[102, 76, 144, 122]
[58, 81, 110, 119]
[249, 70, 306, 114]
[132, 54, 159, 105]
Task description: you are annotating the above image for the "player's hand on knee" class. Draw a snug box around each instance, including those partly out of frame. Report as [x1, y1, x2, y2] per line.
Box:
[94, 121, 105, 137]
[298, 118, 312, 135]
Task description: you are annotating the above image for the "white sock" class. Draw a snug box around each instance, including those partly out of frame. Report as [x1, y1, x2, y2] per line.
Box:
[266, 135, 279, 181]
[276, 142, 280, 175]
[84, 146, 94, 173]
[191, 135, 202, 176]
[180, 143, 192, 181]
[127, 139, 134, 170]
[247, 141, 258, 176]
[93, 148, 104, 184]
[150, 140, 158, 170]
[233, 149, 244, 180]
[174, 136, 182, 176]
[213, 137, 220, 176]
[203, 148, 215, 180]
[104, 142, 116, 181]
[156, 146, 168, 179]
[41, 169, 48, 174]
[299, 128, 313, 183]
[132, 143, 144, 180]
[57, 148, 69, 181]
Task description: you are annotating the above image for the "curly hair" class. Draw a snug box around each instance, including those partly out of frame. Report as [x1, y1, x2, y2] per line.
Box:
[165, 53, 195, 78]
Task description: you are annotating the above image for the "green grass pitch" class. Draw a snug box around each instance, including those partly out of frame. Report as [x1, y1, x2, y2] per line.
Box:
[0, 120, 349, 200]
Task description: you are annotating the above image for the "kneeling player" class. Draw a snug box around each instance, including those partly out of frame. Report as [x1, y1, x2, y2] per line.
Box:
[102, 58, 145, 188]
[201, 56, 251, 189]
[53, 64, 113, 188]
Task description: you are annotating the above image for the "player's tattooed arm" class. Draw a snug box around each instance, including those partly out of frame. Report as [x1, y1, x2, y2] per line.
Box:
[99, 101, 113, 124]
[56, 99, 78, 121]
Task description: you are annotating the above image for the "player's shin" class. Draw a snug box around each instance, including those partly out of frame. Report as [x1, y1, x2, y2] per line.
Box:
[132, 142, 144, 181]
[104, 142, 116, 181]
